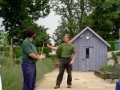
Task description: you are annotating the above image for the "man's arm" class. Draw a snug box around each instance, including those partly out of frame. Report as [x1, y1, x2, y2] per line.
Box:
[70, 54, 76, 64]
[29, 53, 45, 60]
[47, 44, 58, 50]
[22, 42, 45, 60]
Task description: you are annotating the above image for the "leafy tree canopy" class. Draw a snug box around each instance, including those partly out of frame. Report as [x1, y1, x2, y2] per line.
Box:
[0, 0, 51, 45]
[52, 0, 120, 45]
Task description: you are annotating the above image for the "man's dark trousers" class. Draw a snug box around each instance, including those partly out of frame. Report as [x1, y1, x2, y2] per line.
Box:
[56, 58, 72, 86]
[22, 60, 36, 90]
[116, 80, 120, 90]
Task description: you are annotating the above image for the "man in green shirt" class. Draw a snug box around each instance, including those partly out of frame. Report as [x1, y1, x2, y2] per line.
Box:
[47, 34, 76, 89]
[22, 27, 45, 90]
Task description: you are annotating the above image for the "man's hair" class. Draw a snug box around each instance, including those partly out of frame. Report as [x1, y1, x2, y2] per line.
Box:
[65, 34, 71, 40]
[26, 27, 36, 37]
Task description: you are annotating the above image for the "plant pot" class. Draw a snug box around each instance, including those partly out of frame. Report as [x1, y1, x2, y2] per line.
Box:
[94, 71, 111, 79]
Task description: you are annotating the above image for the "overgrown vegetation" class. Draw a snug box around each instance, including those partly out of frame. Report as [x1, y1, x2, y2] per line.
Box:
[0, 59, 55, 90]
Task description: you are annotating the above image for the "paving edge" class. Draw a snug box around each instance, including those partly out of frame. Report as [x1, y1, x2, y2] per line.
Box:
[35, 75, 45, 89]
[35, 69, 56, 89]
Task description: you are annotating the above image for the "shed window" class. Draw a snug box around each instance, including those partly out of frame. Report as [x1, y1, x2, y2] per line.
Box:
[86, 48, 89, 58]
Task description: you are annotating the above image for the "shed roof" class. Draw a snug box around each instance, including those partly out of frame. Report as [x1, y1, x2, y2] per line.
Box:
[70, 26, 111, 47]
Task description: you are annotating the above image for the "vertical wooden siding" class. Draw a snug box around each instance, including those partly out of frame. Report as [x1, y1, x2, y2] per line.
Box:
[72, 29, 107, 71]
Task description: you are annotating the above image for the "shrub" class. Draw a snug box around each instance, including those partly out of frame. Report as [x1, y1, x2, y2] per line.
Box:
[99, 65, 113, 72]
[0, 57, 10, 66]
[14, 57, 22, 65]
[13, 46, 22, 58]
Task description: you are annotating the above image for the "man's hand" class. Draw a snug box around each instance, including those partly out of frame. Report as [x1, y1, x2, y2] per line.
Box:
[47, 44, 50, 48]
[70, 54, 76, 64]
[47, 44, 58, 50]
[38, 54, 45, 60]
[70, 60, 74, 64]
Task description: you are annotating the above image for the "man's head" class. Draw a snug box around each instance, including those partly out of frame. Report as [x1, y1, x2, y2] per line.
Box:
[64, 34, 71, 43]
[26, 27, 36, 40]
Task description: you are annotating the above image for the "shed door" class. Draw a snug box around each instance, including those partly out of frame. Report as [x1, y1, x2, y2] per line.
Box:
[82, 46, 93, 71]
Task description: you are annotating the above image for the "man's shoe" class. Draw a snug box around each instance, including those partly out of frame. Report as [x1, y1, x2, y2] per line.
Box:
[67, 85, 71, 88]
[54, 85, 60, 89]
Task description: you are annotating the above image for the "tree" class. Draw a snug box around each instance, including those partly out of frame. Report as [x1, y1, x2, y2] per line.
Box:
[51, 0, 91, 45]
[52, 0, 120, 45]
[34, 25, 50, 47]
[88, 0, 120, 40]
[0, 0, 50, 45]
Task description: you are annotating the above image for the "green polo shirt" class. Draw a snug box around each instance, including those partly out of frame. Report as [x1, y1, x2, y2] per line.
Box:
[58, 43, 76, 58]
[22, 38, 38, 63]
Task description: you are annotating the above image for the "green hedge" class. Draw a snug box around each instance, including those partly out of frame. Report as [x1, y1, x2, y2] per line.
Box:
[0, 59, 55, 90]
[107, 41, 115, 51]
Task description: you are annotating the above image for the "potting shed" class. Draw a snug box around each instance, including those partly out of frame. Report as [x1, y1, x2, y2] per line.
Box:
[71, 26, 111, 71]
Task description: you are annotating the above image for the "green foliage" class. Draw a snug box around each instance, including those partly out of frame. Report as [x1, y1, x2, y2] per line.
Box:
[99, 65, 113, 72]
[52, 0, 90, 45]
[13, 46, 22, 58]
[14, 57, 22, 65]
[33, 26, 50, 47]
[116, 52, 120, 56]
[37, 47, 50, 57]
[0, 30, 8, 51]
[108, 51, 120, 65]
[107, 41, 115, 51]
[0, 57, 10, 65]
[111, 52, 118, 64]
[0, 47, 8, 51]
[0, 46, 22, 58]
[0, 0, 51, 45]
[0, 56, 21, 65]
[52, 0, 120, 44]
[89, 0, 120, 40]
[0, 65, 23, 90]
[0, 59, 55, 90]
[43, 47, 50, 57]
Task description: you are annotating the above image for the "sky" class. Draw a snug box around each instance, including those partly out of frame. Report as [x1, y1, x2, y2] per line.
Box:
[36, 11, 61, 45]
[0, 11, 61, 45]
